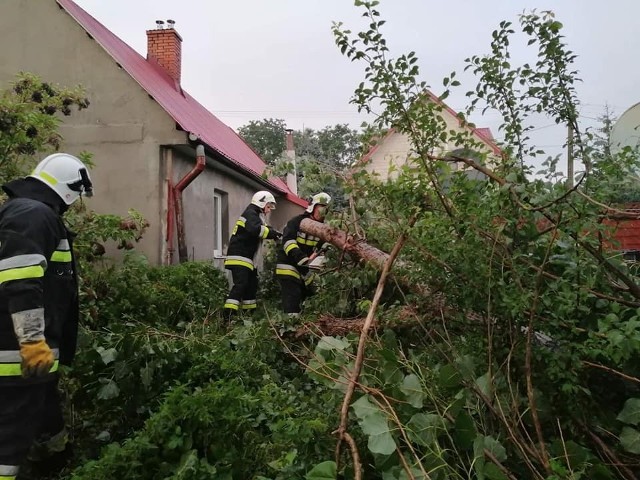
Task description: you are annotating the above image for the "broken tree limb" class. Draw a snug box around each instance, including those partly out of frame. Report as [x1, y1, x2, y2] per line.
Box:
[300, 218, 390, 270]
[300, 218, 450, 316]
[334, 216, 415, 480]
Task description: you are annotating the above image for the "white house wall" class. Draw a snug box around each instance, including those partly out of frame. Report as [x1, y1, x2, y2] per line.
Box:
[365, 109, 498, 180]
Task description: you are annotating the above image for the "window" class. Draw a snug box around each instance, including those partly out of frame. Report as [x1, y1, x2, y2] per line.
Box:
[213, 191, 223, 257]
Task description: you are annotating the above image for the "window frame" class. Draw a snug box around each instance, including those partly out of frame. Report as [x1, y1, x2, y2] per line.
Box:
[213, 191, 224, 258]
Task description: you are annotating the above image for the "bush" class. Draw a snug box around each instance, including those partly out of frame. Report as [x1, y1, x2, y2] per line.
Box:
[80, 255, 228, 329]
[63, 258, 345, 479]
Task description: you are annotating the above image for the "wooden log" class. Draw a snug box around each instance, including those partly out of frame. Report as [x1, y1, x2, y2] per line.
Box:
[300, 218, 390, 269]
[300, 218, 451, 317]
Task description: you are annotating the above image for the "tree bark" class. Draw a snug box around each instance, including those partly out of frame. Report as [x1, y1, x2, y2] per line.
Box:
[300, 219, 458, 320]
[300, 218, 390, 269]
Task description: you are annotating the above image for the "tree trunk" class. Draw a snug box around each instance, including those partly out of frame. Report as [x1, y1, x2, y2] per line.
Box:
[300, 218, 445, 313]
[300, 218, 464, 321]
[300, 218, 390, 269]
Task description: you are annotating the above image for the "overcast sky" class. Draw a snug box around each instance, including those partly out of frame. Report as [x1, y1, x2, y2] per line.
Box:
[73, 0, 640, 167]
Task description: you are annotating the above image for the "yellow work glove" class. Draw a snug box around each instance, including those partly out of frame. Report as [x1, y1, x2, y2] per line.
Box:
[20, 340, 54, 378]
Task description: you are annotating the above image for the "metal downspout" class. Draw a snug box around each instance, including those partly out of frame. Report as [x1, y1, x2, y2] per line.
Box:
[166, 185, 175, 264]
[174, 144, 206, 263]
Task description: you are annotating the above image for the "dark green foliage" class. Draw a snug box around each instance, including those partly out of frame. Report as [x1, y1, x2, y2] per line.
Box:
[324, 2, 640, 479]
[80, 256, 227, 329]
[237, 118, 288, 166]
[71, 374, 338, 479]
[0, 72, 89, 183]
[63, 259, 344, 479]
[238, 119, 364, 209]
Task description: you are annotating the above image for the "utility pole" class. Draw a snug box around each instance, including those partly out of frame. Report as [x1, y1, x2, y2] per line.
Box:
[567, 124, 574, 188]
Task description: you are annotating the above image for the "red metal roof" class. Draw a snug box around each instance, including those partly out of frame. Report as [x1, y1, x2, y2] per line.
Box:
[474, 127, 494, 141]
[56, 0, 306, 207]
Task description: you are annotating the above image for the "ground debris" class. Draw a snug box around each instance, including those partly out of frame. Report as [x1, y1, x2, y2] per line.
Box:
[295, 314, 367, 338]
[293, 305, 426, 338]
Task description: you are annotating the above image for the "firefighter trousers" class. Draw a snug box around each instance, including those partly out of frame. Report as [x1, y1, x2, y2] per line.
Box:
[224, 266, 258, 314]
[0, 378, 65, 479]
[278, 277, 309, 314]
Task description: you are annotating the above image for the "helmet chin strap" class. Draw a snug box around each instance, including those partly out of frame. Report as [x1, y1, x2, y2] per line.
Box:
[67, 168, 93, 198]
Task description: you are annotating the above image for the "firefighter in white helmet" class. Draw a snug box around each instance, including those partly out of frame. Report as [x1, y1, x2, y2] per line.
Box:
[0, 153, 93, 478]
[276, 192, 331, 316]
[223, 191, 282, 320]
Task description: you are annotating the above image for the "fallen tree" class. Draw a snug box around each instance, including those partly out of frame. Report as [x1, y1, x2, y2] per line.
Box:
[300, 217, 451, 317]
[300, 217, 389, 270]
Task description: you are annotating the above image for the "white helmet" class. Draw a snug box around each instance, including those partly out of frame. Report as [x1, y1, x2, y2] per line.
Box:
[29, 153, 93, 205]
[251, 190, 276, 210]
[305, 192, 331, 213]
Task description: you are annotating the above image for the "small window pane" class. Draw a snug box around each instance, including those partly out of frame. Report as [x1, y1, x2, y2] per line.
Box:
[213, 193, 223, 256]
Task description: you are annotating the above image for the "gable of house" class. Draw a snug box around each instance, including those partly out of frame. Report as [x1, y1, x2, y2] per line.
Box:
[357, 91, 501, 180]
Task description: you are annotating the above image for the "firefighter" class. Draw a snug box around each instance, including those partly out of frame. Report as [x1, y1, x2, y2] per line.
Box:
[223, 191, 281, 319]
[276, 192, 331, 317]
[0, 153, 93, 479]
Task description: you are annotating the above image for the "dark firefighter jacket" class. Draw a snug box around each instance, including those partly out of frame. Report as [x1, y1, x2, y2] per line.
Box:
[0, 178, 79, 383]
[276, 213, 323, 284]
[224, 203, 279, 270]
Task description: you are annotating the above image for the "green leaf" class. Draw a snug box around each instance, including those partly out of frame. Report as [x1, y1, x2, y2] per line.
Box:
[97, 379, 120, 400]
[456, 355, 475, 380]
[484, 463, 508, 480]
[476, 435, 507, 462]
[620, 427, 640, 454]
[352, 395, 396, 456]
[617, 398, 640, 426]
[268, 449, 298, 472]
[437, 364, 462, 389]
[306, 461, 336, 480]
[352, 395, 378, 419]
[406, 413, 444, 446]
[99, 347, 118, 365]
[360, 410, 391, 436]
[548, 439, 590, 469]
[453, 411, 476, 449]
[140, 363, 154, 389]
[317, 336, 350, 351]
[473, 436, 486, 480]
[400, 374, 424, 408]
[476, 372, 492, 396]
[367, 430, 396, 456]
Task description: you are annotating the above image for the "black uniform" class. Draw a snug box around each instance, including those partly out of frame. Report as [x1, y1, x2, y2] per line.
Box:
[276, 213, 323, 314]
[0, 178, 79, 479]
[223, 204, 279, 314]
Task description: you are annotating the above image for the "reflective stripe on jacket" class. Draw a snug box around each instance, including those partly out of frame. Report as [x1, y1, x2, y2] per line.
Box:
[225, 204, 272, 269]
[0, 348, 60, 377]
[0, 181, 79, 381]
[275, 213, 323, 284]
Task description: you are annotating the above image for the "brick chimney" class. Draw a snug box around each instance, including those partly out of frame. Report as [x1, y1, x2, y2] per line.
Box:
[146, 19, 182, 86]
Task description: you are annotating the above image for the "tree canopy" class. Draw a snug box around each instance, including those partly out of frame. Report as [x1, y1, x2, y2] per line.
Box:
[238, 118, 363, 207]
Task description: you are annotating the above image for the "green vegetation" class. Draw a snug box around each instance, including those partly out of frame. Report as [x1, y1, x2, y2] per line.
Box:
[4, 2, 640, 478]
